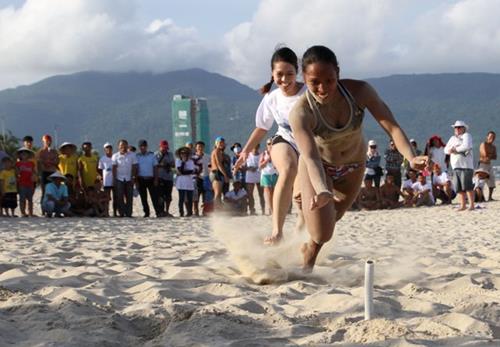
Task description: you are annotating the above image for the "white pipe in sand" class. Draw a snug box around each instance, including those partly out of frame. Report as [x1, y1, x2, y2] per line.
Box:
[364, 260, 374, 320]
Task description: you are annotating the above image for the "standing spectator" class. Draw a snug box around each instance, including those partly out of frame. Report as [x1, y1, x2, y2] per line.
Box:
[16, 148, 36, 217]
[210, 137, 230, 208]
[42, 172, 71, 218]
[403, 139, 422, 174]
[444, 120, 475, 211]
[136, 140, 160, 218]
[192, 141, 211, 216]
[58, 142, 79, 186]
[230, 143, 246, 184]
[22, 136, 34, 150]
[78, 142, 99, 191]
[384, 140, 404, 188]
[36, 135, 59, 198]
[432, 164, 455, 204]
[364, 140, 383, 188]
[20, 136, 38, 187]
[112, 140, 138, 217]
[425, 135, 448, 171]
[175, 147, 195, 217]
[259, 140, 278, 215]
[478, 131, 496, 201]
[98, 143, 116, 217]
[0, 157, 18, 217]
[246, 144, 265, 215]
[155, 140, 175, 217]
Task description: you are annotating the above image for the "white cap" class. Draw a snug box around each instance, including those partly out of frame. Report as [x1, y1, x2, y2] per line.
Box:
[451, 120, 468, 129]
[368, 140, 377, 146]
[103, 142, 112, 148]
[410, 139, 416, 143]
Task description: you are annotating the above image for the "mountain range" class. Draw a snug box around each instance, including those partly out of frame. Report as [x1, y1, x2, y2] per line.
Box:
[1, 69, 499, 154]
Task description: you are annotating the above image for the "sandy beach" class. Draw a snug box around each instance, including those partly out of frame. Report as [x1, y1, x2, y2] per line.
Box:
[1, 193, 500, 346]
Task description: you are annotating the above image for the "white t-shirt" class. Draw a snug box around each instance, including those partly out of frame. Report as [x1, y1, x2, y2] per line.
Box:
[225, 188, 247, 201]
[473, 176, 486, 190]
[255, 84, 306, 150]
[175, 159, 195, 190]
[402, 179, 416, 190]
[245, 152, 261, 184]
[260, 151, 277, 175]
[432, 172, 450, 186]
[98, 155, 114, 187]
[429, 147, 447, 171]
[412, 181, 435, 203]
[193, 153, 210, 177]
[112, 152, 138, 182]
[444, 133, 474, 169]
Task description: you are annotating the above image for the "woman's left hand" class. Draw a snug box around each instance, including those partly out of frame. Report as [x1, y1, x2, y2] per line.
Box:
[310, 191, 334, 210]
[410, 156, 428, 171]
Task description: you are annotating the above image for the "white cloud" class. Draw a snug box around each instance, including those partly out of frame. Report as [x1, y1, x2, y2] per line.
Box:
[1, 0, 500, 90]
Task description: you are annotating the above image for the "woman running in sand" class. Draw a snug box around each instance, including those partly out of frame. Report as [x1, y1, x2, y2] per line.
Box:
[289, 46, 427, 272]
[235, 47, 306, 244]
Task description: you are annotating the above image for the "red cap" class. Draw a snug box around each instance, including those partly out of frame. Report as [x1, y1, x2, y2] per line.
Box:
[159, 140, 169, 149]
[42, 134, 52, 142]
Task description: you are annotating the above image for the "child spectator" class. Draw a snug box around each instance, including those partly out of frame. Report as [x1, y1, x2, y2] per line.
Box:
[78, 142, 99, 191]
[473, 168, 489, 203]
[224, 180, 248, 216]
[246, 143, 264, 215]
[412, 173, 435, 207]
[380, 174, 403, 209]
[42, 172, 71, 218]
[0, 157, 18, 217]
[432, 164, 455, 204]
[175, 147, 195, 217]
[16, 148, 36, 217]
[259, 140, 277, 215]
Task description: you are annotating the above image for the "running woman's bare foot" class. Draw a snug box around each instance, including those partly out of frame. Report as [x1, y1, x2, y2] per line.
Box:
[301, 240, 322, 273]
[264, 232, 283, 245]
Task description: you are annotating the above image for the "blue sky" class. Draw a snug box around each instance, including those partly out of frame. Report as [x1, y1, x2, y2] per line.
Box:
[1, 0, 499, 90]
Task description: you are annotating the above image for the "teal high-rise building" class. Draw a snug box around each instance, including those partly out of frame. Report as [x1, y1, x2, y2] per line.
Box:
[171, 95, 210, 151]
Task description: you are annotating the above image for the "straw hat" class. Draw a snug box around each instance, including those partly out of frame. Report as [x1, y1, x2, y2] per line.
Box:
[474, 168, 490, 177]
[16, 147, 35, 155]
[175, 146, 191, 157]
[48, 171, 67, 181]
[58, 142, 77, 150]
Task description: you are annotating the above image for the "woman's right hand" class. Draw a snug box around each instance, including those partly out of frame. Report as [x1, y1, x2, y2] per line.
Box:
[310, 191, 334, 210]
[233, 152, 248, 173]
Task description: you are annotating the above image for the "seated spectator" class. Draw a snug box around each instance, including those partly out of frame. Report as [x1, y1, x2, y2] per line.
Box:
[432, 164, 455, 204]
[94, 180, 111, 217]
[356, 179, 381, 210]
[85, 185, 108, 217]
[412, 173, 435, 207]
[401, 169, 418, 207]
[380, 174, 403, 209]
[42, 172, 71, 217]
[473, 168, 490, 203]
[224, 180, 248, 216]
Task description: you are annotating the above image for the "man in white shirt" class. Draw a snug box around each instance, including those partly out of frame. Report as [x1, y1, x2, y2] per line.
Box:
[432, 164, 455, 204]
[112, 139, 138, 217]
[224, 180, 248, 216]
[412, 174, 434, 207]
[444, 120, 474, 210]
[98, 142, 117, 216]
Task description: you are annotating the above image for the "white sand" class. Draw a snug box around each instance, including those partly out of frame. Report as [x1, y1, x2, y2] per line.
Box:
[1, 192, 500, 346]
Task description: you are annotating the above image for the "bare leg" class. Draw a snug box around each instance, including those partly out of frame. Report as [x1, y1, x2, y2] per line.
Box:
[466, 190, 475, 210]
[264, 143, 298, 244]
[246, 183, 256, 214]
[213, 180, 224, 209]
[457, 192, 466, 210]
[488, 187, 495, 201]
[257, 183, 265, 214]
[263, 186, 274, 215]
[298, 158, 364, 271]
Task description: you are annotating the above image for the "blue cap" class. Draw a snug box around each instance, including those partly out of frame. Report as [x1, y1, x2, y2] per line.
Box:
[215, 136, 225, 144]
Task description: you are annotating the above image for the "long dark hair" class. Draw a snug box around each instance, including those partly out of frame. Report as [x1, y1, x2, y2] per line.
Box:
[260, 46, 298, 94]
[301, 45, 339, 73]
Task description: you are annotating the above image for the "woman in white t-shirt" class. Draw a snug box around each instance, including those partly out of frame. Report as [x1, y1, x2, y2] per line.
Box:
[425, 135, 447, 171]
[245, 144, 265, 215]
[234, 47, 306, 244]
[175, 147, 195, 217]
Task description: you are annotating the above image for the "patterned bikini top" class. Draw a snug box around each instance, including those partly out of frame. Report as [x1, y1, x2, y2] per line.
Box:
[306, 82, 365, 143]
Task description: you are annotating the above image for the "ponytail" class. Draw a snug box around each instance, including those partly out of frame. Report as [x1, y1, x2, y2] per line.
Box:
[260, 76, 274, 95]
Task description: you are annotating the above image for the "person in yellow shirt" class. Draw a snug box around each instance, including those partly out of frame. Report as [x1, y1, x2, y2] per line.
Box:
[78, 142, 99, 190]
[58, 143, 79, 185]
[0, 157, 18, 217]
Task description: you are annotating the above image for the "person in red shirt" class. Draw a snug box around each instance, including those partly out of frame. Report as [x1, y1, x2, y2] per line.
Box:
[16, 148, 37, 217]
